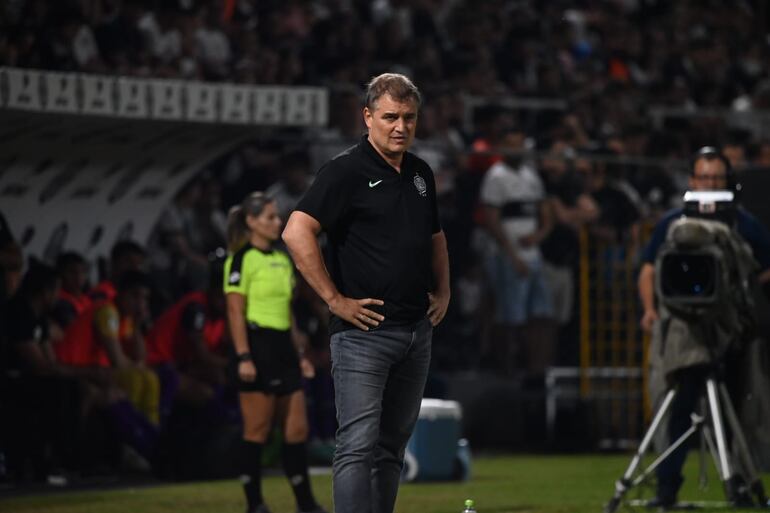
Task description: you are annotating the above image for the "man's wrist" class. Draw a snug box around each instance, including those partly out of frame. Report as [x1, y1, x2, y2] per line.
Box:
[236, 352, 252, 362]
[326, 293, 343, 310]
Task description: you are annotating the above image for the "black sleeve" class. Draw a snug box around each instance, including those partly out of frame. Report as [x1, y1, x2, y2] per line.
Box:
[181, 302, 206, 333]
[295, 160, 355, 232]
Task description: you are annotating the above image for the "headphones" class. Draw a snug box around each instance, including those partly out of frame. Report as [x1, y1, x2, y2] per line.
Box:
[691, 146, 740, 194]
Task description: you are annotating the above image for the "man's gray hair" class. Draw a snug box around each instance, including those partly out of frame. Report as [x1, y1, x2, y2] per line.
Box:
[365, 73, 422, 110]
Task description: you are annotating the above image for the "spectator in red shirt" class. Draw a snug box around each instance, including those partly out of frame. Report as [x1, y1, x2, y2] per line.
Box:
[53, 251, 92, 329]
[145, 262, 228, 408]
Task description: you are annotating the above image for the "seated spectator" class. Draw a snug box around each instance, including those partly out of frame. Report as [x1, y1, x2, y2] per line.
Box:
[58, 271, 161, 427]
[3, 262, 79, 483]
[91, 240, 147, 303]
[53, 251, 92, 329]
[3, 261, 156, 480]
[145, 263, 228, 410]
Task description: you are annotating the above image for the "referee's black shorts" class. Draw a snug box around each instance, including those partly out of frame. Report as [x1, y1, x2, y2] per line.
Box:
[230, 324, 302, 396]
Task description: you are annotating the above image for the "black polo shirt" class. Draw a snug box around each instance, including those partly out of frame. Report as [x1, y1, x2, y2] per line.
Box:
[296, 135, 441, 334]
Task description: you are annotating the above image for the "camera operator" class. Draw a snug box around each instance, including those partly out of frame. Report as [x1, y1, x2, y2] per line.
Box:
[637, 147, 770, 508]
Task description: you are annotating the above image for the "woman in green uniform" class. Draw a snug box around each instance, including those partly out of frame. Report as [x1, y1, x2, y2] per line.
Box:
[225, 192, 327, 513]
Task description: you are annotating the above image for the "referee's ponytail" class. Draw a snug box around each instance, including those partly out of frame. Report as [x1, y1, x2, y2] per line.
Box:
[227, 191, 272, 253]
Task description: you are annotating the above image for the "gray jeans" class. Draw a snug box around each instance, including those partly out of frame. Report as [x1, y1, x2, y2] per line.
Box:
[330, 318, 432, 513]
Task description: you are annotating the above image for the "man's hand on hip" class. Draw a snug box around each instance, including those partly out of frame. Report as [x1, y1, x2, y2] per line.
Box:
[428, 290, 450, 326]
[328, 295, 385, 331]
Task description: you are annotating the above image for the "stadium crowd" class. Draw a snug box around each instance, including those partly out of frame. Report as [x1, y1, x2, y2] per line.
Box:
[3, 0, 770, 488]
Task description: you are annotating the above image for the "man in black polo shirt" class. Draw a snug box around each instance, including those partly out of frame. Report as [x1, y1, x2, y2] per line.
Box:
[283, 73, 450, 513]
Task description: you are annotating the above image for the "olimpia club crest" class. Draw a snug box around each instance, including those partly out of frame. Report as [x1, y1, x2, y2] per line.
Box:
[413, 174, 427, 197]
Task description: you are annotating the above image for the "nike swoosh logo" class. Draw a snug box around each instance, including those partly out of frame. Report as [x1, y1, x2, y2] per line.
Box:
[369, 180, 383, 188]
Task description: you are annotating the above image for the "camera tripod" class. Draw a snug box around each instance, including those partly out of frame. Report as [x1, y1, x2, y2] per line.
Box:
[605, 370, 768, 512]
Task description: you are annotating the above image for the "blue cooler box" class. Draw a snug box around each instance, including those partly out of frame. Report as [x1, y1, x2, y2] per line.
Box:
[402, 398, 462, 481]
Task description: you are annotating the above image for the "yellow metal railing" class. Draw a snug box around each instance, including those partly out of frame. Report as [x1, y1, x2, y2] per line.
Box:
[578, 225, 653, 446]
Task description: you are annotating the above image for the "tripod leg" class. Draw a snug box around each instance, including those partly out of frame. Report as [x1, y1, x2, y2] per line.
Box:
[705, 378, 753, 506]
[604, 388, 676, 513]
[705, 378, 732, 481]
[634, 413, 702, 487]
[718, 382, 769, 506]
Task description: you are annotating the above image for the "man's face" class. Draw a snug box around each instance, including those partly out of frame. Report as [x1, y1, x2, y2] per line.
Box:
[689, 158, 728, 191]
[500, 131, 525, 167]
[363, 94, 418, 158]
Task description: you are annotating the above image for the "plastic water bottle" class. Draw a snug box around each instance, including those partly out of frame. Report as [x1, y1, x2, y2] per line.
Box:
[456, 438, 472, 481]
[462, 498, 477, 513]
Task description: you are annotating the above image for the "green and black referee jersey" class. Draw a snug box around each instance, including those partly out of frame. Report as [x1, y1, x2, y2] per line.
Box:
[224, 244, 300, 394]
[224, 244, 294, 330]
[295, 135, 441, 334]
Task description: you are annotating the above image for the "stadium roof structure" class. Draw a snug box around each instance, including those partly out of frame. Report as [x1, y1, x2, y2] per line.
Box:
[0, 67, 328, 127]
[0, 67, 330, 261]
